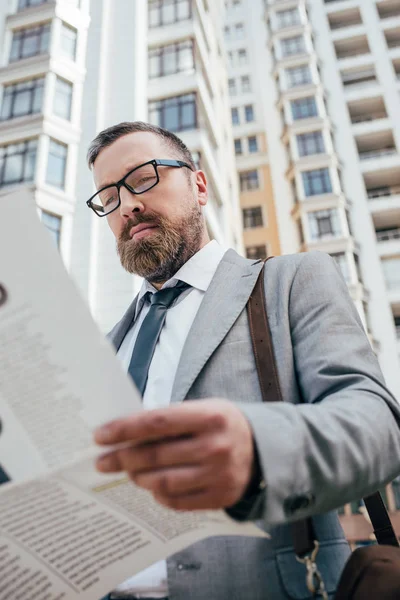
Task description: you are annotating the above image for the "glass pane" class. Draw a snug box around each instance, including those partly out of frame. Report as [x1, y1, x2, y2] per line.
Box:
[161, 2, 175, 24]
[149, 54, 159, 78]
[54, 78, 72, 119]
[163, 48, 177, 74]
[40, 26, 50, 53]
[4, 154, 24, 184]
[24, 146, 37, 182]
[9, 38, 20, 62]
[61, 24, 77, 60]
[163, 104, 179, 130]
[179, 45, 194, 71]
[22, 32, 40, 58]
[32, 81, 44, 114]
[13, 90, 31, 117]
[177, 0, 190, 20]
[46, 141, 67, 188]
[95, 186, 119, 214]
[181, 100, 195, 129]
[0, 93, 12, 120]
[126, 164, 158, 193]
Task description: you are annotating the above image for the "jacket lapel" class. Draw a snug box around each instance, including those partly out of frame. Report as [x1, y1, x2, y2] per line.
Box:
[107, 295, 138, 351]
[170, 250, 264, 404]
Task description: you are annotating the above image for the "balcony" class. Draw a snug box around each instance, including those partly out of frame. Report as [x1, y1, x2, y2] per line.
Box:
[376, 228, 400, 242]
[356, 130, 398, 167]
[341, 66, 378, 95]
[385, 27, 400, 49]
[328, 7, 362, 31]
[334, 35, 370, 61]
[368, 186, 400, 200]
[348, 96, 387, 125]
[377, 0, 400, 20]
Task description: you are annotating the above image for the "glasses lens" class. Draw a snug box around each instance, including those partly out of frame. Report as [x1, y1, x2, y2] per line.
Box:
[125, 164, 158, 193]
[91, 186, 119, 216]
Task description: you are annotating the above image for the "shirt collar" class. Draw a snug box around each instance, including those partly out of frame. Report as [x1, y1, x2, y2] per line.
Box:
[135, 240, 227, 319]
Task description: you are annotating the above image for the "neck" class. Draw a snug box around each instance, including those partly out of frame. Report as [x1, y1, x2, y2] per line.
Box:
[151, 234, 211, 290]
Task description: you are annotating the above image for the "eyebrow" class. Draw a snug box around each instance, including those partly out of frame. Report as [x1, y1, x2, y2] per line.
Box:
[98, 161, 146, 189]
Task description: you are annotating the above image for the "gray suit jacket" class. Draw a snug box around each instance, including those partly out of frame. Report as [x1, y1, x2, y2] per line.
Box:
[108, 249, 400, 600]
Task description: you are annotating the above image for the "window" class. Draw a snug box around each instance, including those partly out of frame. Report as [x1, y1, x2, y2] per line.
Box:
[53, 77, 73, 120]
[242, 206, 263, 227]
[0, 139, 37, 188]
[248, 136, 258, 153]
[40, 211, 62, 247]
[234, 23, 244, 39]
[238, 49, 247, 64]
[10, 23, 50, 62]
[246, 245, 267, 260]
[245, 104, 254, 122]
[286, 64, 312, 87]
[149, 0, 192, 28]
[46, 140, 68, 189]
[382, 257, 400, 290]
[291, 97, 318, 120]
[281, 35, 305, 57]
[231, 107, 239, 125]
[149, 93, 197, 132]
[60, 23, 77, 60]
[18, 0, 48, 10]
[0, 77, 44, 121]
[276, 8, 300, 28]
[228, 78, 237, 96]
[149, 39, 194, 78]
[308, 209, 340, 240]
[241, 75, 251, 92]
[224, 26, 230, 40]
[297, 131, 325, 156]
[302, 168, 332, 196]
[234, 139, 242, 155]
[240, 170, 259, 192]
[331, 252, 350, 282]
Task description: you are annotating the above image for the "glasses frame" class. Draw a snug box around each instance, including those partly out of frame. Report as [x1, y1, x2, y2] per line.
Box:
[86, 158, 194, 217]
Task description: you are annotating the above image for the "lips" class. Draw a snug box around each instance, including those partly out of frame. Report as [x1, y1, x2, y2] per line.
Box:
[129, 223, 159, 240]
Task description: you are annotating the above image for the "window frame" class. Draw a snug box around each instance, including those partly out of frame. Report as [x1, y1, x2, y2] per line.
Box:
[148, 0, 192, 28]
[302, 168, 333, 197]
[0, 76, 44, 121]
[148, 39, 195, 78]
[149, 92, 197, 132]
[0, 139, 38, 188]
[9, 23, 51, 63]
[242, 205, 263, 227]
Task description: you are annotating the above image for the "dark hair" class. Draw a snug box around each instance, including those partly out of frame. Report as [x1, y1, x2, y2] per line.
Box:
[87, 121, 196, 170]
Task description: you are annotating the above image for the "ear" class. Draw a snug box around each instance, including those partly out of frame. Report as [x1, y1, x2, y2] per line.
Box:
[194, 170, 208, 207]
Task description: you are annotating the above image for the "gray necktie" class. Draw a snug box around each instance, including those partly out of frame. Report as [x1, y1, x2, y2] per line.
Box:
[128, 281, 190, 396]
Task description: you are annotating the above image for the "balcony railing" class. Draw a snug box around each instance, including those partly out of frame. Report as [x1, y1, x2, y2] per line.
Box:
[351, 112, 387, 124]
[367, 185, 400, 199]
[359, 147, 397, 160]
[376, 228, 400, 242]
[343, 77, 377, 89]
[387, 39, 400, 49]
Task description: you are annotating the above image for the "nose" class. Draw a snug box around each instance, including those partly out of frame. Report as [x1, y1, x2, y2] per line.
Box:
[119, 185, 145, 219]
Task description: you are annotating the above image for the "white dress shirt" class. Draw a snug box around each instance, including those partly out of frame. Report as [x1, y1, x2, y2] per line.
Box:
[113, 240, 227, 599]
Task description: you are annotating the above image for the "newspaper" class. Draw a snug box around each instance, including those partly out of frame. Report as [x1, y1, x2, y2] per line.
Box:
[0, 189, 267, 599]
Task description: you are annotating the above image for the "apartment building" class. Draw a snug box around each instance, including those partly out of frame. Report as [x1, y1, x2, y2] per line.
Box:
[224, 0, 283, 260]
[0, 0, 89, 266]
[263, 0, 400, 543]
[0, 0, 242, 334]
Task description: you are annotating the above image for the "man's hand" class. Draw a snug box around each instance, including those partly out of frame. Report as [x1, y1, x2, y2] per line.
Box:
[94, 399, 255, 511]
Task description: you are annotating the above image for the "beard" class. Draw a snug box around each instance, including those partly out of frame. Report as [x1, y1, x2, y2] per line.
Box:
[117, 202, 204, 283]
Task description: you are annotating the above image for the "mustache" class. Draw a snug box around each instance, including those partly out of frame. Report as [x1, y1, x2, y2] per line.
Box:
[120, 212, 162, 242]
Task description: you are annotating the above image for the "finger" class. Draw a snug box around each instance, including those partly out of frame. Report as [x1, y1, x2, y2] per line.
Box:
[132, 465, 236, 500]
[94, 401, 228, 446]
[117, 435, 217, 474]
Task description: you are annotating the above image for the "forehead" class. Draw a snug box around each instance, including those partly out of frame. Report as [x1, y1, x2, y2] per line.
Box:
[92, 131, 170, 188]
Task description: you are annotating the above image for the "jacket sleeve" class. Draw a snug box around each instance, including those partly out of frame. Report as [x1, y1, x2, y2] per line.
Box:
[230, 251, 400, 526]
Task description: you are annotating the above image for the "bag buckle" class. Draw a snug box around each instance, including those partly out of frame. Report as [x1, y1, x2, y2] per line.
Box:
[296, 540, 328, 599]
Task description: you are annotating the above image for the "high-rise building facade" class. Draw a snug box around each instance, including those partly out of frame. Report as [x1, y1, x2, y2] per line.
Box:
[0, 0, 89, 266]
[224, 0, 282, 261]
[263, 0, 400, 401]
[0, 0, 242, 334]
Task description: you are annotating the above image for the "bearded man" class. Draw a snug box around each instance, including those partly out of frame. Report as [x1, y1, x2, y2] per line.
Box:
[85, 122, 400, 600]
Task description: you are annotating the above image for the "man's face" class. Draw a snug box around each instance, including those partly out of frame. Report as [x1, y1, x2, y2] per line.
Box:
[92, 131, 208, 283]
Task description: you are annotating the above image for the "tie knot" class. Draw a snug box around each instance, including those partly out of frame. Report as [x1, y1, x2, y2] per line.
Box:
[150, 281, 190, 309]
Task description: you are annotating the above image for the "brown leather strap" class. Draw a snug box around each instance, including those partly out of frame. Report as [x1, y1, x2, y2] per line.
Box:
[247, 260, 399, 554]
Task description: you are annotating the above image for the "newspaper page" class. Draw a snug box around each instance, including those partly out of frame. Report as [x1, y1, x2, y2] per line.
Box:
[0, 190, 268, 599]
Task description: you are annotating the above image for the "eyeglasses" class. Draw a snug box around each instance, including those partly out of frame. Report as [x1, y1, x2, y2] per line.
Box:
[86, 159, 194, 217]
